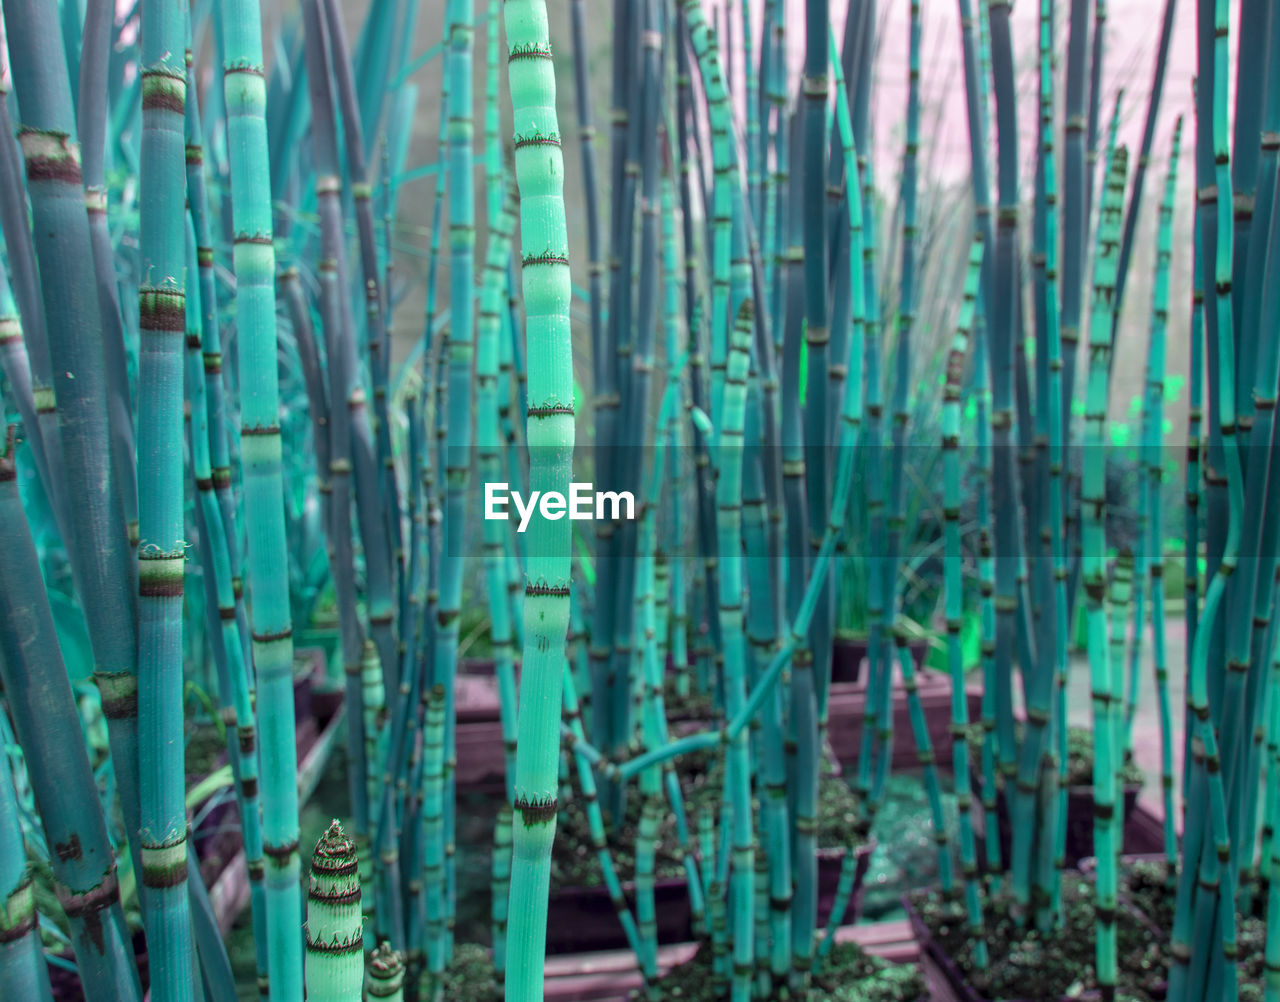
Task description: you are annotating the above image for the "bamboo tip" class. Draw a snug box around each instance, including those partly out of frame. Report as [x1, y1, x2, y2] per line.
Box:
[368, 942, 405, 978]
[313, 820, 357, 866]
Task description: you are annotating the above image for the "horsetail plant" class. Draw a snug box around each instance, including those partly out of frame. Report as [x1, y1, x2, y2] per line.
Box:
[502, 0, 575, 994]
[0, 728, 52, 1002]
[2, 0, 145, 941]
[219, 0, 304, 989]
[1083, 144, 1129, 1002]
[137, 0, 197, 992]
[0, 429, 141, 1002]
[305, 821, 364, 1001]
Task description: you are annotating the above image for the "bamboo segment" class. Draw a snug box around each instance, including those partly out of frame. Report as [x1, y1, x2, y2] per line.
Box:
[0, 435, 141, 1002]
[137, 0, 196, 993]
[1145, 119, 1184, 870]
[218, 0, 304, 988]
[945, 237, 990, 970]
[305, 821, 364, 1001]
[0, 720, 53, 1002]
[491, 804, 513, 981]
[718, 302, 756, 1002]
[1082, 145, 1128, 1001]
[1, 1, 144, 957]
[502, 0, 574, 994]
[365, 943, 405, 1002]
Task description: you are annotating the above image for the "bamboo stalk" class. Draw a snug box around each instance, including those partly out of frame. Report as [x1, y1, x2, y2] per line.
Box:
[365, 943, 405, 1002]
[305, 821, 364, 1001]
[218, 0, 304, 986]
[1145, 119, 1183, 871]
[185, 205, 269, 996]
[0, 431, 141, 1002]
[0, 719, 53, 1002]
[137, 0, 197, 990]
[2, 0, 144, 945]
[1082, 146, 1128, 1001]
[944, 237, 990, 968]
[502, 0, 574, 992]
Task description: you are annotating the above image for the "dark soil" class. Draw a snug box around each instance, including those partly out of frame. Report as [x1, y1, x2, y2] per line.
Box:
[1115, 857, 1265, 1001]
[662, 674, 716, 721]
[551, 747, 863, 888]
[967, 725, 1145, 791]
[909, 872, 1167, 1001]
[430, 943, 504, 1002]
[627, 940, 925, 1001]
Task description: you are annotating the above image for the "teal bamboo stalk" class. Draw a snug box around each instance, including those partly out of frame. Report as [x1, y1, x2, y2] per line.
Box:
[480, 189, 521, 801]
[0, 431, 141, 1002]
[1082, 0, 1107, 231]
[855, 153, 895, 827]
[1144, 119, 1183, 870]
[681, 0, 734, 439]
[300, 0, 372, 914]
[1082, 146, 1128, 1000]
[945, 237, 989, 968]
[558, 664, 646, 959]
[362, 640, 386, 818]
[1108, 0, 1177, 330]
[568, 0, 603, 434]
[318, 0, 403, 654]
[186, 206, 270, 996]
[779, 117, 818, 976]
[1239, 38, 1280, 894]
[0, 20, 65, 543]
[885, 0, 922, 755]
[1060, 0, 1090, 489]
[801, 0, 832, 801]
[365, 943, 405, 1002]
[502, 0, 575, 991]
[1107, 551, 1135, 843]
[955, 0, 1002, 880]
[618, 0, 667, 797]
[1267, 650, 1280, 1002]
[185, 47, 253, 706]
[422, 684, 447, 983]
[717, 302, 756, 1001]
[1034, 0, 1071, 919]
[436, 0, 478, 948]
[0, 266, 57, 562]
[2, 0, 144, 936]
[305, 821, 364, 1001]
[1171, 4, 1244, 998]
[635, 797, 662, 995]
[491, 804, 512, 982]
[137, 0, 196, 991]
[219, 0, 304, 985]
[79, 0, 139, 555]
[662, 175, 692, 706]
[986, 5, 1038, 875]
[0, 720, 53, 1002]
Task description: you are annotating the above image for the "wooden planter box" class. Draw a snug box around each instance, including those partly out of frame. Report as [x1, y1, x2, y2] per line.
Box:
[547, 841, 875, 955]
[904, 896, 1109, 1002]
[967, 772, 1164, 872]
[542, 916, 921, 1001]
[903, 866, 1169, 1002]
[826, 668, 983, 772]
[458, 668, 982, 789]
[830, 635, 930, 684]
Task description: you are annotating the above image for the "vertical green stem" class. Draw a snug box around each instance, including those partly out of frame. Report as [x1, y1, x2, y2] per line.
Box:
[219, 0, 304, 986]
[502, 3, 574, 997]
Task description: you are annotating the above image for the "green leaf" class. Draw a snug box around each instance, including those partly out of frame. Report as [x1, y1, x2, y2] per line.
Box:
[186, 765, 234, 811]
